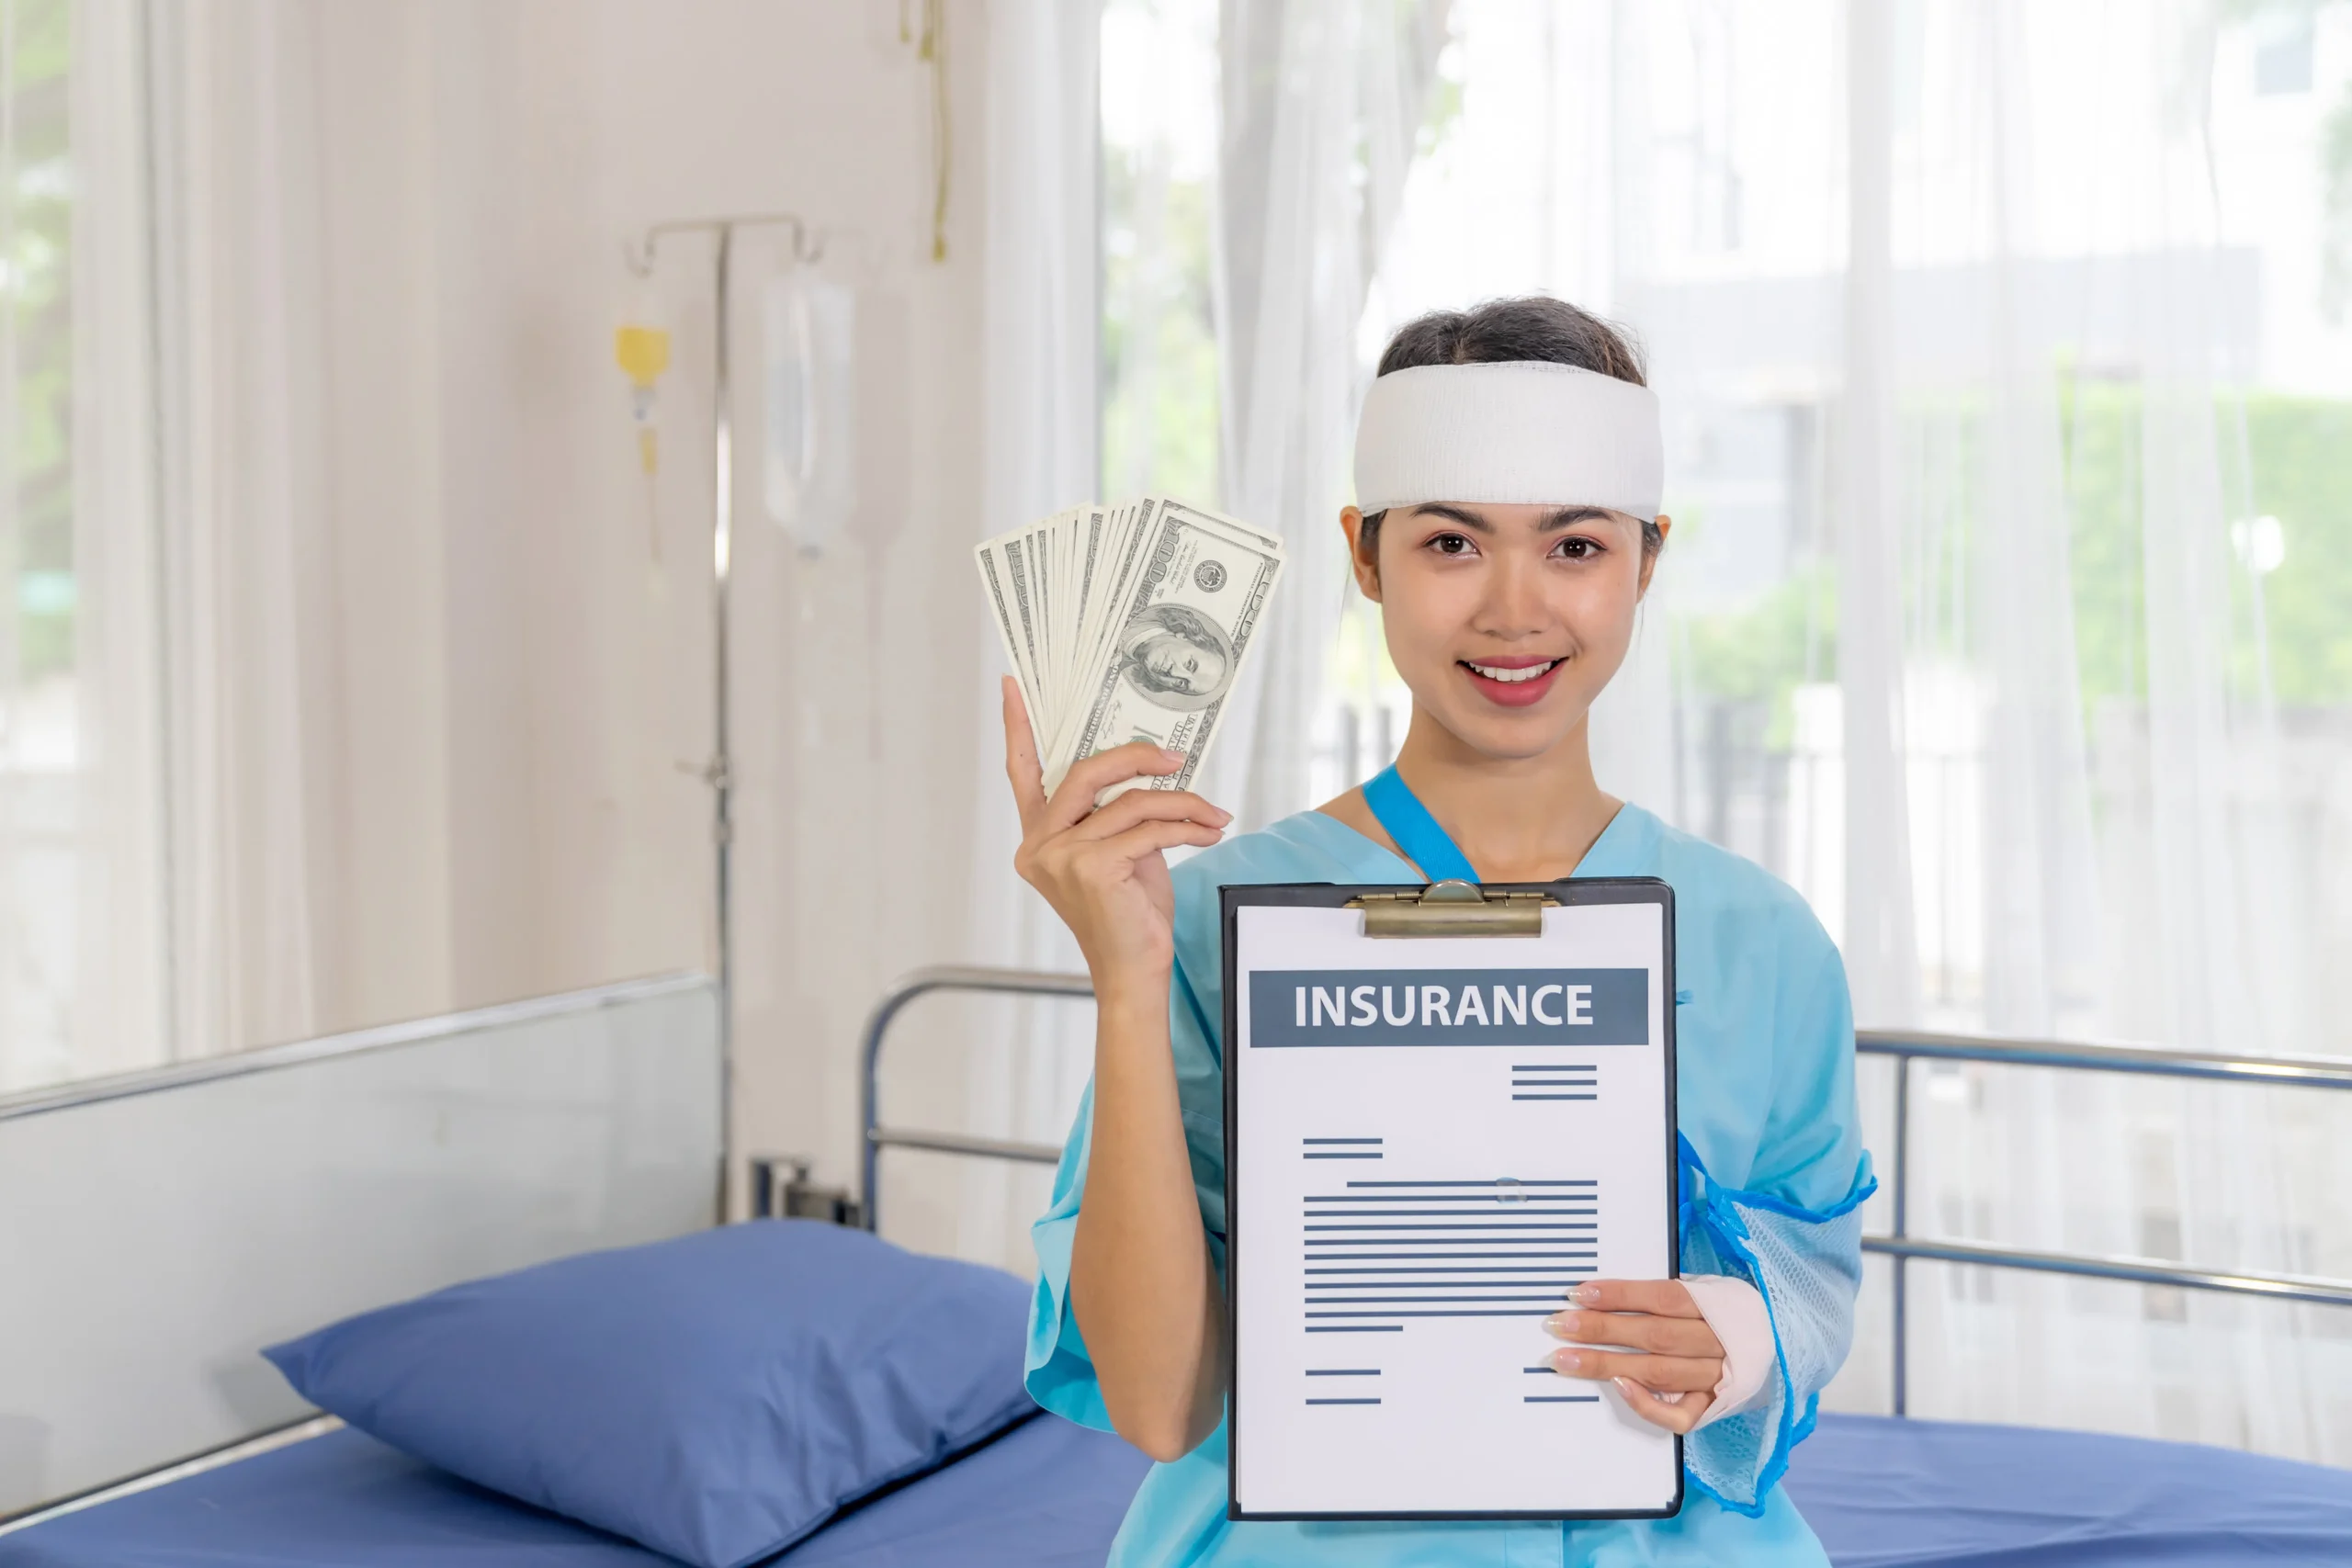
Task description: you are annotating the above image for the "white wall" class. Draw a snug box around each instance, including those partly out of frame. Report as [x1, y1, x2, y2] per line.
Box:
[247, 1, 994, 1209]
[587, 0, 1000, 1213]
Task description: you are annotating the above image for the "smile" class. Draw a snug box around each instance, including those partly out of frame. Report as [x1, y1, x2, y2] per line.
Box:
[1457, 656, 1567, 708]
[1461, 659, 1562, 684]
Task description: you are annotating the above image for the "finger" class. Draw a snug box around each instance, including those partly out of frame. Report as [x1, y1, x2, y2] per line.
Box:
[1065, 788, 1231, 842]
[1039, 743, 1186, 833]
[1001, 677, 1046, 833]
[1547, 1348, 1722, 1393]
[1545, 1308, 1721, 1359]
[1568, 1279, 1702, 1318]
[1613, 1377, 1713, 1436]
[1069, 817, 1226, 870]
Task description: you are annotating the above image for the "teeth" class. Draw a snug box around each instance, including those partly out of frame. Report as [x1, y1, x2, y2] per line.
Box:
[1467, 660, 1558, 683]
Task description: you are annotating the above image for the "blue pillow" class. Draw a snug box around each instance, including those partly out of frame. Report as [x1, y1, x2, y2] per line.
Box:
[264, 1221, 1037, 1568]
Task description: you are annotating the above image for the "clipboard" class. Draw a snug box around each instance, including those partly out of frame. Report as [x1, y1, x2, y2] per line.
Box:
[1221, 877, 1680, 1522]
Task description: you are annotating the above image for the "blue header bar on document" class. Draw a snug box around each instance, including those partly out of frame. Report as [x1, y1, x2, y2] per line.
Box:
[1250, 968, 1648, 1048]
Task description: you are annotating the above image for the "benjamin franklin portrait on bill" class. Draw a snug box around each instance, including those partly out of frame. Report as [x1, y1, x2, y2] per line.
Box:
[1115, 603, 1235, 712]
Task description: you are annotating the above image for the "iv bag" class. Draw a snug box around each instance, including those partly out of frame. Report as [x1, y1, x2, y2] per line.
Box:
[763, 270, 856, 553]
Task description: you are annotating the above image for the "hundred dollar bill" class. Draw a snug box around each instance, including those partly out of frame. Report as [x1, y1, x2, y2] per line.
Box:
[974, 536, 1043, 723]
[1047, 499, 1284, 797]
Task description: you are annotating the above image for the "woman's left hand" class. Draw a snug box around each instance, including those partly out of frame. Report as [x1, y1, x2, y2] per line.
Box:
[1544, 1280, 1723, 1434]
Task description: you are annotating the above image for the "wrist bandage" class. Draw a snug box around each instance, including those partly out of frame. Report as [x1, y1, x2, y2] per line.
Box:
[1352, 360, 1664, 522]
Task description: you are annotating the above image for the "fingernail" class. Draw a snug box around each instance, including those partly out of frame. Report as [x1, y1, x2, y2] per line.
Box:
[1572, 1282, 1600, 1304]
[1213, 807, 1233, 823]
[1160, 748, 1182, 763]
[1544, 1312, 1569, 1337]
[1548, 1348, 1575, 1373]
[1613, 1377, 1638, 1399]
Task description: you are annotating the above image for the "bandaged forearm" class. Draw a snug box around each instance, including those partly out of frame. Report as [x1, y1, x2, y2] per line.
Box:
[1677, 1146, 1874, 1516]
[1682, 1276, 1773, 1426]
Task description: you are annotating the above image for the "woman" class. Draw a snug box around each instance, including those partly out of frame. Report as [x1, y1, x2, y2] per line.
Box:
[1007, 297, 1872, 1566]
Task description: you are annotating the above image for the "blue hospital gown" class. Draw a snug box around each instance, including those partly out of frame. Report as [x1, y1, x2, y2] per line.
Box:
[1025, 804, 1871, 1567]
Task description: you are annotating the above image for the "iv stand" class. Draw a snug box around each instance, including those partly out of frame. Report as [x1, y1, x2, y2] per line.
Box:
[626, 211, 825, 1222]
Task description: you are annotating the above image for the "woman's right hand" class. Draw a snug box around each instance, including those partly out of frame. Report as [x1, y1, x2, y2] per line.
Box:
[1002, 676, 1230, 993]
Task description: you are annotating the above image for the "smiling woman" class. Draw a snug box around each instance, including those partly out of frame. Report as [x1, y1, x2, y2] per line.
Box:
[1343, 320, 1668, 745]
[1006, 294, 1875, 1567]
[1351, 498, 1654, 732]
[1321, 299, 1671, 874]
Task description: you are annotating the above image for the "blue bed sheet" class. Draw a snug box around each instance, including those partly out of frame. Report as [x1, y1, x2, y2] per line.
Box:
[1789, 1412, 2352, 1566]
[6, 1410, 2346, 1566]
[0, 1412, 1153, 1568]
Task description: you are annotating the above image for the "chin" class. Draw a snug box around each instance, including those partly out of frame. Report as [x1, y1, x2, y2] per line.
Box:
[1438, 703, 1584, 763]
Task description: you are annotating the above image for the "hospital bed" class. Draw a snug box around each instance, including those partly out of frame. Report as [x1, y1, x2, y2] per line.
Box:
[4, 967, 2348, 1566]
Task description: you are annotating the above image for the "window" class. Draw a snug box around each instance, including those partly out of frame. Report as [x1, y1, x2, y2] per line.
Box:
[0, 0, 129, 1094]
[1100, 0, 2352, 1461]
[2253, 10, 2315, 96]
[1099, 0, 1220, 503]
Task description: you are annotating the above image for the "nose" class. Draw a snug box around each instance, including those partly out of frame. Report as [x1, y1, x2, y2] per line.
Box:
[1472, 548, 1550, 641]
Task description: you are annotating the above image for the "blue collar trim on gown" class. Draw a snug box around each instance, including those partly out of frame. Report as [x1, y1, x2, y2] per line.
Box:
[1355, 763, 1645, 884]
[1361, 764, 1480, 883]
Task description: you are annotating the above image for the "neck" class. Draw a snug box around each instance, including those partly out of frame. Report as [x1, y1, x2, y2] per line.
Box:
[1388, 706, 1622, 883]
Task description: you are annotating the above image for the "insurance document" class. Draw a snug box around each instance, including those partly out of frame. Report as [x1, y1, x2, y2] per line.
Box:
[1223, 882, 1679, 1520]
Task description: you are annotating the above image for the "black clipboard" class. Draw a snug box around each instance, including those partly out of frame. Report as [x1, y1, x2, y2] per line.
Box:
[1220, 876, 1680, 1523]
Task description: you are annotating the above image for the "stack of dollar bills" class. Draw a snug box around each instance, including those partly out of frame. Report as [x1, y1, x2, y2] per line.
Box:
[976, 495, 1286, 799]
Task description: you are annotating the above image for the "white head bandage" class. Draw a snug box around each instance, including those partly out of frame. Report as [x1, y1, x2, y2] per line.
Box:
[1352, 361, 1664, 522]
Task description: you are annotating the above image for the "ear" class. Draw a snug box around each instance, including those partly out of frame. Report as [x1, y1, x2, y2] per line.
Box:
[1636, 513, 1672, 597]
[1340, 507, 1383, 603]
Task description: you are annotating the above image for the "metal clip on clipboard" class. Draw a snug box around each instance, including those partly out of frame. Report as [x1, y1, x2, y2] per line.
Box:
[1347, 879, 1555, 938]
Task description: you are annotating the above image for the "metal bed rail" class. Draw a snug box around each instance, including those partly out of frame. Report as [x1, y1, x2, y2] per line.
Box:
[857, 965, 1087, 1234]
[1859, 1028, 2352, 1416]
[845, 964, 2352, 1417]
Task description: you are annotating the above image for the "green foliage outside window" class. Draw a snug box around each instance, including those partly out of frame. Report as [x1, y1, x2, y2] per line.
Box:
[1100, 141, 1220, 505]
[2065, 383, 2352, 710]
[1674, 383, 2352, 740]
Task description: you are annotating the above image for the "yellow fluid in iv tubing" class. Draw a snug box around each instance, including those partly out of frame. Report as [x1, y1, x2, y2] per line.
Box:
[616, 320, 672, 570]
[614, 323, 671, 476]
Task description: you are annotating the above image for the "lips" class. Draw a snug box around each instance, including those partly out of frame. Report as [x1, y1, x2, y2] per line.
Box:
[1459, 656, 1566, 707]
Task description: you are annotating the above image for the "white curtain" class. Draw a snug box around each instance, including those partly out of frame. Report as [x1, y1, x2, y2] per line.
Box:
[0, 0, 168, 1093]
[13, 1, 409, 1089]
[1836, 0, 2338, 1460]
[953, 0, 1101, 1269]
[155, 0, 340, 1059]
[15, 1, 712, 1097]
[1201, 0, 1450, 826]
[1352, 0, 2352, 1462]
[944, 0, 1453, 1266]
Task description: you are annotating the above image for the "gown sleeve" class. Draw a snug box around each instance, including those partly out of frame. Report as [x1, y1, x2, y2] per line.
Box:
[1679, 898, 1878, 1516]
[1023, 919, 1230, 1433]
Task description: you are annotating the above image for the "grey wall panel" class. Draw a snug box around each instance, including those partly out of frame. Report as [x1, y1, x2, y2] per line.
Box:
[0, 975, 720, 1513]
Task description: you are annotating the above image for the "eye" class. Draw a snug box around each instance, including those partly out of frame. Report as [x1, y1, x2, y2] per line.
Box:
[1554, 536, 1603, 561]
[1427, 532, 1478, 558]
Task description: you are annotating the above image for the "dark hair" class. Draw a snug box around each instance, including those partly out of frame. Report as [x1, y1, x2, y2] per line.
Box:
[1359, 296, 1664, 564]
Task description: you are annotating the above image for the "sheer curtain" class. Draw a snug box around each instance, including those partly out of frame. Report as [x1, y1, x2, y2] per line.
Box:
[953, 0, 1100, 1269]
[1198, 0, 1450, 826]
[14, 2, 712, 1099]
[1351, 0, 2352, 1461]
[12, 1, 424, 1092]
[949, 0, 1450, 1263]
[154, 0, 340, 1059]
[2, 0, 172, 1092]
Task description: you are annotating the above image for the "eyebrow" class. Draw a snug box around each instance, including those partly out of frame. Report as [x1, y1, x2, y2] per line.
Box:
[1404, 503, 1615, 533]
[1406, 502, 1493, 533]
